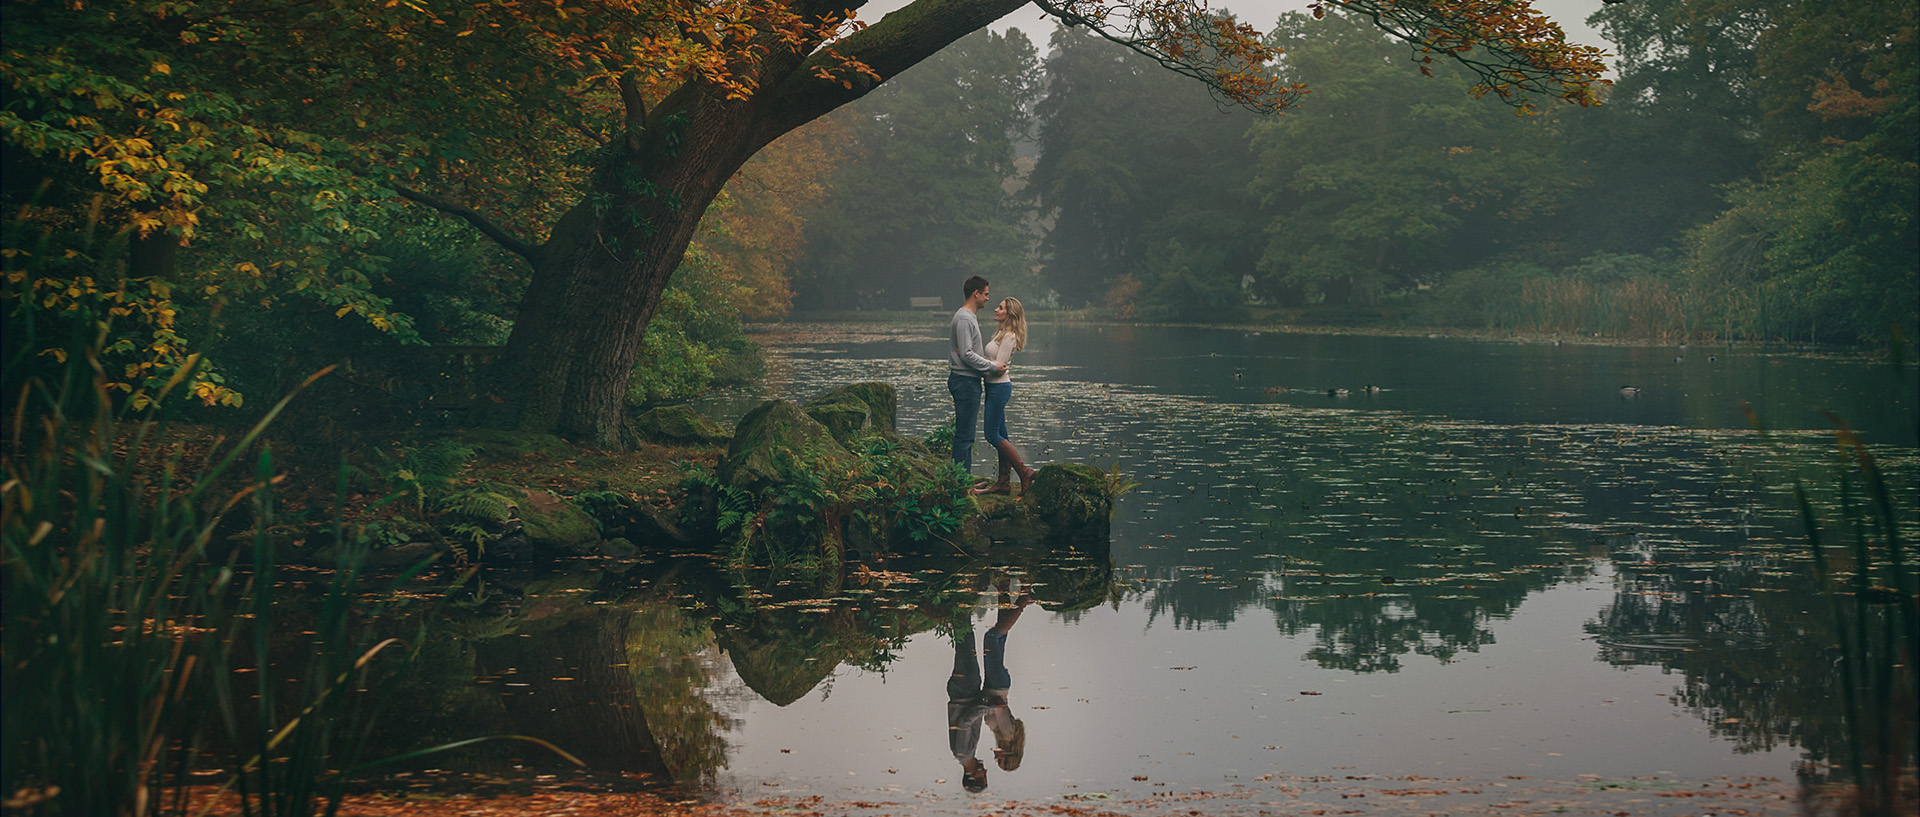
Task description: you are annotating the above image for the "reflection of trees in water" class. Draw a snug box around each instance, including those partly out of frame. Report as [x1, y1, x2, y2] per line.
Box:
[372, 582, 741, 787]
[1587, 537, 1863, 767]
[370, 544, 1121, 788]
[367, 591, 718, 785]
[1584, 434, 1919, 781]
[623, 602, 738, 785]
[1126, 415, 1913, 686]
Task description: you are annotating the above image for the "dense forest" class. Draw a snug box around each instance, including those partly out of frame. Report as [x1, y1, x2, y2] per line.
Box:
[798, 2, 1916, 341]
[1, 0, 1912, 426]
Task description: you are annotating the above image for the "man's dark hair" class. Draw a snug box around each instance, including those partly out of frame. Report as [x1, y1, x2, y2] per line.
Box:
[963, 275, 989, 299]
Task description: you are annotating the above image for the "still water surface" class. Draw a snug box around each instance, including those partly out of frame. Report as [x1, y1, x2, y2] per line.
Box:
[406, 325, 1918, 808]
[689, 324, 1916, 801]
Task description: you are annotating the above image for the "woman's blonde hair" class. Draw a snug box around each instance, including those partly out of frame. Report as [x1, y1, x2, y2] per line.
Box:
[994, 297, 1027, 352]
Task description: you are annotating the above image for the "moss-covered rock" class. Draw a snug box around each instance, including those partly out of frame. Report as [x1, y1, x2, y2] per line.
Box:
[1028, 463, 1113, 543]
[515, 488, 600, 555]
[801, 383, 897, 444]
[628, 404, 730, 446]
[716, 400, 852, 491]
[968, 492, 1040, 543]
[579, 491, 689, 548]
[461, 428, 577, 460]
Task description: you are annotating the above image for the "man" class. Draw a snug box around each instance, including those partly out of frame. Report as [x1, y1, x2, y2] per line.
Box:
[948, 275, 1007, 470]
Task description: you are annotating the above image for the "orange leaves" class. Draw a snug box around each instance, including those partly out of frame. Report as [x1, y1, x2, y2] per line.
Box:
[1807, 70, 1895, 122]
[1040, 0, 1300, 112]
[1313, 0, 1612, 110]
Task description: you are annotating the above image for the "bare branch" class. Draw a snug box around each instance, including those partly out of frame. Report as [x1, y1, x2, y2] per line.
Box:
[392, 186, 541, 264]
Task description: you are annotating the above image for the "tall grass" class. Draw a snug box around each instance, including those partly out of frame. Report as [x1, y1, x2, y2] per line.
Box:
[0, 340, 401, 817]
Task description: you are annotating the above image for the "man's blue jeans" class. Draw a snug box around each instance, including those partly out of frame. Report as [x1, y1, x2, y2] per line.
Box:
[948, 372, 983, 470]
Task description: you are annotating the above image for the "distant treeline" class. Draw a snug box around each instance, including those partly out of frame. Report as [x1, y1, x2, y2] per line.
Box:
[790, 2, 1916, 345]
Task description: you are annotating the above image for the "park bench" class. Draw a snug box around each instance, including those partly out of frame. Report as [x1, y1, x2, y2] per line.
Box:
[908, 296, 944, 311]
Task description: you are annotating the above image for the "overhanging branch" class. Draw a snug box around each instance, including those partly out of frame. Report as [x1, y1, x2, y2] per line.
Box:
[759, 0, 1031, 136]
[393, 186, 541, 264]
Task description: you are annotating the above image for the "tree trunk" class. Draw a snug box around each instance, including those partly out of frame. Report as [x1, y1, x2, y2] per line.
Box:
[489, 0, 1032, 448]
[502, 109, 766, 448]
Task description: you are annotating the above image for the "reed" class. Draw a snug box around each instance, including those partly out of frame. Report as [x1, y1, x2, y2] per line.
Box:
[1746, 403, 1918, 815]
[1510, 275, 1693, 341]
[1, 336, 360, 816]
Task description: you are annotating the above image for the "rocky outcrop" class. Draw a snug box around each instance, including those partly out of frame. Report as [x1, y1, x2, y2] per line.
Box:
[628, 404, 731, 446]
[801, 382, 897, 444]
[1026, 464, 1113, 544]
[581, 492, 690, 548]
[715, 399, 852, 491]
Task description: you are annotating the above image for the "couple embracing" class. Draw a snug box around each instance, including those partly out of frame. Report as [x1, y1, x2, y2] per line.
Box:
[947, 275, 1036, 495]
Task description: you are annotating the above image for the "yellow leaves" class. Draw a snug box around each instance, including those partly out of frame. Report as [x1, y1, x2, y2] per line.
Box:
[151, 61, 171, 75]
[335, 306, 354, 318]
[190, 379, 243, 407]
[130, 212, 165, 234]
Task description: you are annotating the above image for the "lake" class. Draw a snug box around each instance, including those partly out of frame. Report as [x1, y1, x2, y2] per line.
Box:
[394, 323, 1918, 812]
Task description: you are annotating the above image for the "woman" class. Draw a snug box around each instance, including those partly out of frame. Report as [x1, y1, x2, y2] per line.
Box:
[976, 297, 1036, 495]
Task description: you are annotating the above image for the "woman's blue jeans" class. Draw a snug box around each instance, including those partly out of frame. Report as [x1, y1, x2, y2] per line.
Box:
[983, 381, 1012, 446]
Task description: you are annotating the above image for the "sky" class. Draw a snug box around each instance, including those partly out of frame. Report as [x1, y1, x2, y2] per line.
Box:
[856, 0, 1613, 53]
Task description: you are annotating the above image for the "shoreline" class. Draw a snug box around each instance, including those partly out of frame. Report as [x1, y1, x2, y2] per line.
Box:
[761, 311, 1920, 362]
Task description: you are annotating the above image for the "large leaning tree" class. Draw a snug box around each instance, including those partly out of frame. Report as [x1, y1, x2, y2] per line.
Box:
[2, 0, 1605, 447]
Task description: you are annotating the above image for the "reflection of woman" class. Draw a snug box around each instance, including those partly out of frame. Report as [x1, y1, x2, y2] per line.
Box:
[946, 586, 1032, 791]
[975, 298, 1037, 495]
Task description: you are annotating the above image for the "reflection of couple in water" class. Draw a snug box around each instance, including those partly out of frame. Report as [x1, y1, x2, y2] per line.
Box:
[946, 581, 1032, 792]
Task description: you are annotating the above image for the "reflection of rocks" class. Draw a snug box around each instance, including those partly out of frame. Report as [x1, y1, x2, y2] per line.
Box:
[717, 624, 838, 707]
[712, 578, 948, 706]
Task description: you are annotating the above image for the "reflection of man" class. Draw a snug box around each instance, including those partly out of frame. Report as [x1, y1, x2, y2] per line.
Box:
[948, 275, 1007, 471]
[946, 585, 1031, 791]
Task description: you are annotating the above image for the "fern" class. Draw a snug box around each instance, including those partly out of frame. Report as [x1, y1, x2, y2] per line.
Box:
[440, 488, 516, 524]
[444, 522, 492, 564]
[1104, 462, 1142, 498]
